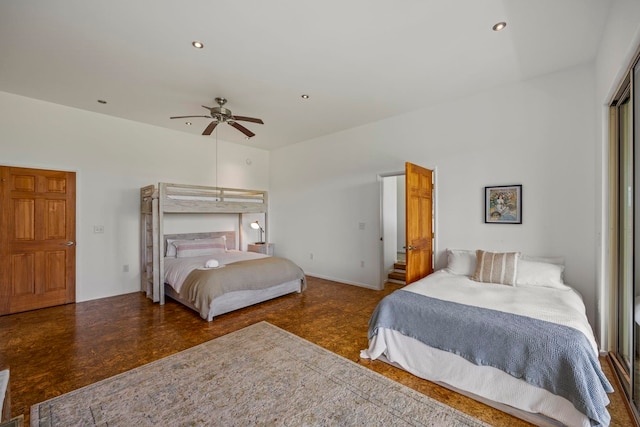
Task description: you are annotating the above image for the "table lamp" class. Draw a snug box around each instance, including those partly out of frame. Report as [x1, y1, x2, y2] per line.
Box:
[250, 221, 265, 244]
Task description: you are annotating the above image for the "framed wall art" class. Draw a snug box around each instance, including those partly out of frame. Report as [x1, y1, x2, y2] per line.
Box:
[484, 185, 522, 224]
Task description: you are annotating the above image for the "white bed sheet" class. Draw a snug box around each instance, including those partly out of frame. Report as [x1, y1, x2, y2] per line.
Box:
[361, 270, 605, 427]
[164, 250, 268, 293]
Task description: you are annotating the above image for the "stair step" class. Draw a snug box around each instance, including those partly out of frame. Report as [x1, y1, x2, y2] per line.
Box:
[388, 271, 406, 281]
[394, 262, 406, 271]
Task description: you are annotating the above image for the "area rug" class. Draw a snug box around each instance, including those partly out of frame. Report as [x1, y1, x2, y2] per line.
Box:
[31, 322, 490, 426]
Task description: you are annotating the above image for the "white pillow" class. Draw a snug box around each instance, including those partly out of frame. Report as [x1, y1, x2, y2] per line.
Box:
[520, 255, 565, 266]
[165, 238, 181, 257]
[516, 259, 569, 289]
[174, 237, 227, 258]
[445, 249, 477, 276]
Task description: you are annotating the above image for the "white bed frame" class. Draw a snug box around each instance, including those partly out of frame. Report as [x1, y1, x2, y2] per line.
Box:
[140, 183, 269, 305]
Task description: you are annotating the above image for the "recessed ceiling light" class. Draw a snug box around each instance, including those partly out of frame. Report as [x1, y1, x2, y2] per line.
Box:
[97, 99, 107, 104]
[492, 22, 507, 31]
[301, 94, 310, 99]
[192, 41, 204, 49]
[185, 122, 192, 126]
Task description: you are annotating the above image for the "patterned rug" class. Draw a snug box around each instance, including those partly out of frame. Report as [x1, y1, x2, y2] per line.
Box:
[31, 322, 490, 426]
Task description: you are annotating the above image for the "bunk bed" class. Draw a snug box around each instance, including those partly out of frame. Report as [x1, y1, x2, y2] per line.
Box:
[140, 183, 305, 320]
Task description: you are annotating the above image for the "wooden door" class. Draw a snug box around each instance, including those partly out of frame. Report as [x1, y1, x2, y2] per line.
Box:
[405, 162, 434, 284]
[0, 166, 76, 315]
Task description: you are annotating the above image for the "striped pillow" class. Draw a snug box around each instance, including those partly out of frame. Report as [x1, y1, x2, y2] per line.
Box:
[471, 250, 520, 286]
[175, 237, 227, 258]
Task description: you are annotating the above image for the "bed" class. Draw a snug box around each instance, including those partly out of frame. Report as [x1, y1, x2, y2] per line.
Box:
[140, 183, 305, 319]
[162, 231, 305, 321]
[141, 183, 271, 304]
[361, 249, 613, 427]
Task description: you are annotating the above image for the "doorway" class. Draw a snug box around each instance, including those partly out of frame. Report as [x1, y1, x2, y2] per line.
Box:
[380, 162, 435, 288]
[380, 173, 406, 287]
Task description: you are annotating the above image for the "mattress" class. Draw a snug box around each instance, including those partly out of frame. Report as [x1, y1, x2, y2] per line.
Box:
[164, 250, 268, 292]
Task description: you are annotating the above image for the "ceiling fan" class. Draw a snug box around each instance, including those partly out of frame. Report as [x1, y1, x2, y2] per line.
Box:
[170, 97, 264, 138]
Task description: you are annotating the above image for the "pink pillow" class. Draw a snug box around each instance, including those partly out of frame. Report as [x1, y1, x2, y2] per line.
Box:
[174, 237, 226, 258]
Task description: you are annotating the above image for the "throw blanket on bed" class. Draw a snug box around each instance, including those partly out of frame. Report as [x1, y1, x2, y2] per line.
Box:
[368, 290, 613, 427]
[180, 257, 306, 319]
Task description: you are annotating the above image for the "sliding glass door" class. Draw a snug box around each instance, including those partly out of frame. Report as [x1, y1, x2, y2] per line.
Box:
[611, 54, 640, 421]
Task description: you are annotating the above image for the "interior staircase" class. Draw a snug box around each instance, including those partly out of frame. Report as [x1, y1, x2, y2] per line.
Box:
[387, 261, 406, 285]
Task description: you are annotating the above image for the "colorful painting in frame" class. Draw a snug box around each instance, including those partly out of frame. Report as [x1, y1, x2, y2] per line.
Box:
[485, 185, 522, 224]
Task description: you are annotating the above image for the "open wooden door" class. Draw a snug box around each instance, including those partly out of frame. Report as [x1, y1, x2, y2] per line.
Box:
[0, 166, 76, 315]
[405, 162, 434, 284]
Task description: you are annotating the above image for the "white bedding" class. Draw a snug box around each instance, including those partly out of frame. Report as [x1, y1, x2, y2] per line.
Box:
[361, 270, 606, 427]
[164, 250, 268, 292]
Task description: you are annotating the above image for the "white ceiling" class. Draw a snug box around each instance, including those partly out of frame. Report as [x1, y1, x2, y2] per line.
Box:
[0, 0, 611, 150]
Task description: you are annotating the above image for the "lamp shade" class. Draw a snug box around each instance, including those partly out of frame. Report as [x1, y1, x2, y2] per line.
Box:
[250, 221, 265, 243]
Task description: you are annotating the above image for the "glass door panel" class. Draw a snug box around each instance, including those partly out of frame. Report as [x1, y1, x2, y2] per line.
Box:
[618, 92, 633, 392]
[633, 62, 640, 410]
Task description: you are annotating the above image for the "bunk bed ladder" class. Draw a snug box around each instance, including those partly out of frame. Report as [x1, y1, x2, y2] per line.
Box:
[140, 186, 160, 302]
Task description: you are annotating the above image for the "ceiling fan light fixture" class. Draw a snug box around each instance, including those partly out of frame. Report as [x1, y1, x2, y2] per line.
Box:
[170, 97, 263, 138]
[192, 41, 204, 49]
[492, 22, 507, 31]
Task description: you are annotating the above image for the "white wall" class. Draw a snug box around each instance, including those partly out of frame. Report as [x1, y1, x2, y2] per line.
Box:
[0, 91, 270, 302]
[594, 0, 640, 349]
[270, 65, 600, 326]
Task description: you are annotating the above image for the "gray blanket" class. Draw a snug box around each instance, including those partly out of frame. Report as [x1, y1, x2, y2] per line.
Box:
[180, 257, 306, 319]
[369, 290, 613, 426]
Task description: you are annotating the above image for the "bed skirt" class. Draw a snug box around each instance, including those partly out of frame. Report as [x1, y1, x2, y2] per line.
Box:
[165, 279, 302, 321]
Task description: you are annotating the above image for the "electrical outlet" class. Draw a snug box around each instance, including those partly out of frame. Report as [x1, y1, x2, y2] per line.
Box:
[360, 260, 365, 268]
[93, 225, 104, 233]
[123, 264, 129, 273]
[310, 253, 314, 260]
[359, 222, 365, 230]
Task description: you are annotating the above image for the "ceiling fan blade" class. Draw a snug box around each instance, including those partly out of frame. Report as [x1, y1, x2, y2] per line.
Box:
[229, 122, 255, 138]
[170, 115, 210, 119]
[232, 116, 264, 124]
[202, 121, 219, 135]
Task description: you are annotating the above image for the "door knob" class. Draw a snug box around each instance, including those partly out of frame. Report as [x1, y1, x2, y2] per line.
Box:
[407, 245, 416, 250]
[65, 241, 75, 246]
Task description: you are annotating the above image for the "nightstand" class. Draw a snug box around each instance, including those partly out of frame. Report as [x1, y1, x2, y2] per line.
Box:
[247, 243, 274, 256]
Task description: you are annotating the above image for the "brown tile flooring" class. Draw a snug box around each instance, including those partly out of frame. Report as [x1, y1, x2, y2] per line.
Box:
[0, 276, 634, 426]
